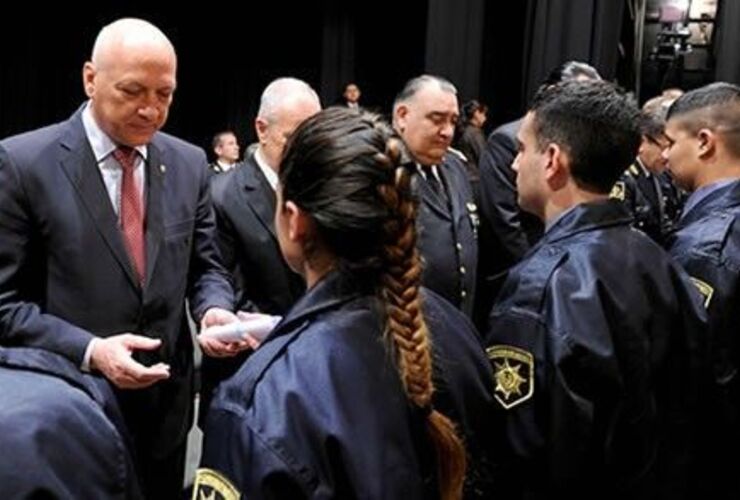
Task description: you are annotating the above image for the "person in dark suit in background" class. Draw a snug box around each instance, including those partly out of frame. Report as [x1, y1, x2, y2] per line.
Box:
[610, 96, 685, 243]
[0, 347, 142, 499]
[343, 82, 361, 109]
[0, 18, 243, 498]
[454, 99, 488, 175]
[474, 61, 601, 329]
[209, 130, 240, 175]
[393, 75, 479, 319]
[202, 77, 320, 422]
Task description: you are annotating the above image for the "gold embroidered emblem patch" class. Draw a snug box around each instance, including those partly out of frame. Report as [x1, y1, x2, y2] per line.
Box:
[192, 468, 240, 500]
[487, 345, 534, 409]
[689, 276, 714, 308]
[609, 181, 625, 201]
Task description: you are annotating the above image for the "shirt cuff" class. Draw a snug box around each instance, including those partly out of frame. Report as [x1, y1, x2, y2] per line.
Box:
[81, 337, 99, 372]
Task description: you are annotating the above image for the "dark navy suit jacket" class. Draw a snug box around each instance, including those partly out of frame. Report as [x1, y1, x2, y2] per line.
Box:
[0, 106, 234, 456]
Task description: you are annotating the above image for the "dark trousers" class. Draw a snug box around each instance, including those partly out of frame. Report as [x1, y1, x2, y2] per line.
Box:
[138, 440, 187, 499]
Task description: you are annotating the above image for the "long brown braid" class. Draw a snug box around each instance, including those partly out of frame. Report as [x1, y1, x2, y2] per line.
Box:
[376, 137, 466, 500]
[280, 107, 467, 499]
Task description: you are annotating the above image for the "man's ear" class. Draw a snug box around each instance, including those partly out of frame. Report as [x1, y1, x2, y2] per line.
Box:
[696, 128, 717, 159]
[544, 143, 569, 189]
[82, 62, 96, 98]
[394, 104, 409, 133]
[255, 117, 269, 145]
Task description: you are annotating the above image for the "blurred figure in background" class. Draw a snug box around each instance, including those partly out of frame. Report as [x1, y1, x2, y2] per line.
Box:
[342, 82, 361, 109]
[209, 130, 240, 175]
[610, 94, 686, 243]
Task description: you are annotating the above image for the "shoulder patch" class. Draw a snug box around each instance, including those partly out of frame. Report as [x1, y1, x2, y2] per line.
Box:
[192, 468, 241, 500]
[486, 345, 534, 409]
[609, 181, 626, 201]
[689, 276, 714, 308]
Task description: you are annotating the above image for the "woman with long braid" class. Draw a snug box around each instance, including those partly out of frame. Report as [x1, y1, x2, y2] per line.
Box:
[196, 107, 495, 499]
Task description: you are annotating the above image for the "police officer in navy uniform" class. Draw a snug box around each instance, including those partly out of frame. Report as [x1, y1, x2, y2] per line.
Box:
[196, 108, 496, 499]
[610, 99, 685, 243]
[483, 80, 706, 499]
[0, 347, 142, 499]
[475, 61, 602, 328]
[663, 82, 740, 499]
[392, 75, 479, 319]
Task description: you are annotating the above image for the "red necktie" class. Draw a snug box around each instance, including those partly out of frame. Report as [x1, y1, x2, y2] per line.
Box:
[112, 146, 146, 286]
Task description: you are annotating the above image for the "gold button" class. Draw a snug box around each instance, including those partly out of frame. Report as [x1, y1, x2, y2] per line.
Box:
[461, 290, 467, 298]
[456, 243, 463, 251]
[459, 266, 466, 274]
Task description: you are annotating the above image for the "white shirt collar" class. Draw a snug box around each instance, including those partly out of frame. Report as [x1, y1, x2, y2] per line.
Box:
[81, 102, 148, 161]
[254, 148, 278, 191]
[216, 160, 235, 172]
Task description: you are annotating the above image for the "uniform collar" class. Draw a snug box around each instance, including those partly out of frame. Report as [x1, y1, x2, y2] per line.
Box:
[539, 199, 632, 247]
[270, 269, 374, 339]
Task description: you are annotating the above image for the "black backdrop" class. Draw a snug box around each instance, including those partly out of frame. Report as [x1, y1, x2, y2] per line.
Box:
[0, 2, 432, 155]
[1, 1, 641, 158]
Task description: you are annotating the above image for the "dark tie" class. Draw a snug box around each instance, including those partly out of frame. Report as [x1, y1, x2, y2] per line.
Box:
[112, 146, 146, 286]
[422, 166, 447, 202]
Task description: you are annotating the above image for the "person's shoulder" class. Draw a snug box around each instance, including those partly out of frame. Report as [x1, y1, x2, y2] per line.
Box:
[210, 163, 241, 192]
[490, 117, 522, 141]
[446, 146, 468, 164]
[1, 119, 69, 167]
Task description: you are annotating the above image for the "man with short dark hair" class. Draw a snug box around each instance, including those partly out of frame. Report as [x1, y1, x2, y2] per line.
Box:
[343, 82, 361, 109]
[484, 80, 706, 499]
[475, 61, 602, 328]
[663, 81, 740, 498]
[209, 130, 240, 174]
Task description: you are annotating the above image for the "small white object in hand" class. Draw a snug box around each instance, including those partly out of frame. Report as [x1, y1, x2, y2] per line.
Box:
[201, 315, 281, 343]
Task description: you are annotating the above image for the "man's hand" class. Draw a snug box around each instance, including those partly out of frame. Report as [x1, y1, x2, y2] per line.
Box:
[198, 307, 253, 357]
[90, 334, 170, 389]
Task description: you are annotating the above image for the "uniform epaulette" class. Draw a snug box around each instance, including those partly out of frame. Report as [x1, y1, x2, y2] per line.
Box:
[628, 164, 640, 176]
[447, 147, 468, 163]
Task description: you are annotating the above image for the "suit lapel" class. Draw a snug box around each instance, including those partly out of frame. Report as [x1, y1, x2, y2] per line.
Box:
[144, 142, 165, 290]
[58, 113, 141, 291]
[242, 158, 277, 240]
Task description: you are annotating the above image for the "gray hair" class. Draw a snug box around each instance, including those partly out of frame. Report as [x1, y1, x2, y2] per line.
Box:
[393, 75, 457, 110]
[257, 77, 321, 122]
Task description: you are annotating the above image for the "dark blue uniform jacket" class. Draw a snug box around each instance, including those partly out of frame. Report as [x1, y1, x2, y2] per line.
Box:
[198, 270, 496, 499]
[0, 347, 141, 499]
[413, 152, 479, 319]
[483, 200, 707, 500]
[666, 178, 740, 498]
